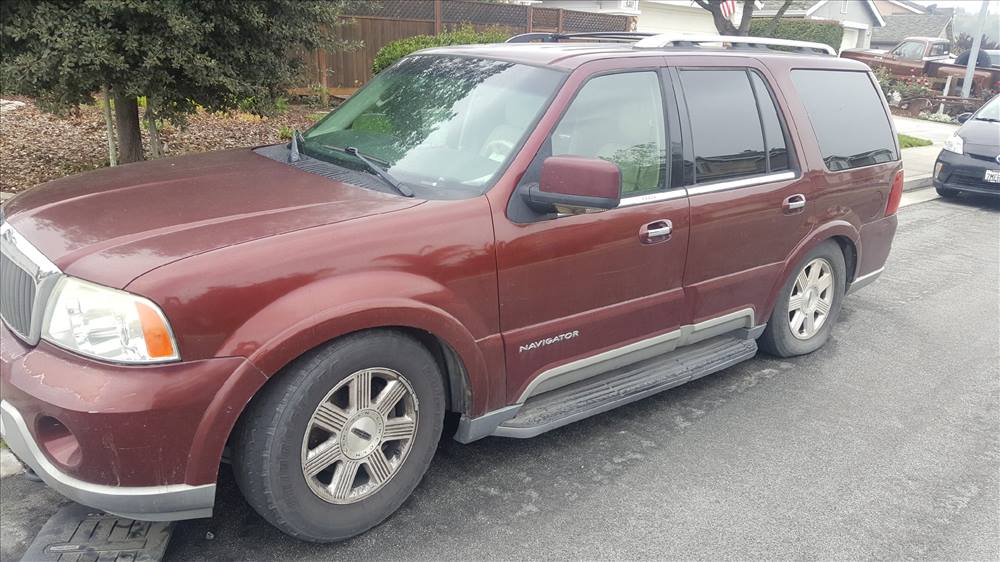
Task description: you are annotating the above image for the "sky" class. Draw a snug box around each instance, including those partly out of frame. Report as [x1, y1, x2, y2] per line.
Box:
[913, 0, 999, 13]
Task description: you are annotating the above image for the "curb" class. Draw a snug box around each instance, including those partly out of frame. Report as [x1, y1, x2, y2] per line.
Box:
[904, 175, 933, 192]
[0, 447, 24, 478]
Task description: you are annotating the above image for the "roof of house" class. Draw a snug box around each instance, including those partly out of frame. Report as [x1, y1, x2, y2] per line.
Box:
[871, 14, 953, 45]
[885, 0, 927, 14]
[755, 0, 886, 26]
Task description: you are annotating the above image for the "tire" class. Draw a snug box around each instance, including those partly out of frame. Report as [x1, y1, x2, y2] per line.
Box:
[233, 330, 445, 542]
[936, 186, 959, 198]
[759, 240, 847, 358]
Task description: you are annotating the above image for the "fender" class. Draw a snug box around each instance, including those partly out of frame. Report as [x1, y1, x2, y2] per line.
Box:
[218, 271, 496, 417]
[761, 220, 860, 321]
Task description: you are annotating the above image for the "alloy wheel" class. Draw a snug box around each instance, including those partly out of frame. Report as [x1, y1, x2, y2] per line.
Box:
[788, 257, 835, 340]
[300, 368, 418, 504]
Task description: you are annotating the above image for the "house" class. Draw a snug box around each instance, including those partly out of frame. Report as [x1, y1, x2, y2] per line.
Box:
[754, 1, 886, 51]
[870, 14, 953, 50]
[529, 1, 718, 35]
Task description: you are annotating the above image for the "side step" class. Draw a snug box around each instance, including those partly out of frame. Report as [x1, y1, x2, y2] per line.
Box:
[493, 334, 757, 438]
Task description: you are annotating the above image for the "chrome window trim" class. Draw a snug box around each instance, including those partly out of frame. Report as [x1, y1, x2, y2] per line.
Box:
[618, 188, 688, 207]
[0, 222, 63, 345]
[686, 170, 797, 196]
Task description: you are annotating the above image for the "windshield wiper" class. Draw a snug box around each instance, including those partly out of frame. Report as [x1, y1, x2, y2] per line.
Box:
[973, 117, 1000, 123]
[319, 144, 413, 197]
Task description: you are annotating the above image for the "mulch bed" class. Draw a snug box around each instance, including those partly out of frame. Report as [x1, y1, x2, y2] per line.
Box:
[0, 96, 327, 194]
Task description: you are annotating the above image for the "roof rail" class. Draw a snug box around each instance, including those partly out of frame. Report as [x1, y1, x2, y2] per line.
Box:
[506, 32, 654, 44]
[633, 34, 836, 56]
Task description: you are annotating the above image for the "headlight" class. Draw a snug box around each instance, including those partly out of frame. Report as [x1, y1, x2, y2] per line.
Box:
[42, 277, 179, 363]
[942, 134, 964, 155]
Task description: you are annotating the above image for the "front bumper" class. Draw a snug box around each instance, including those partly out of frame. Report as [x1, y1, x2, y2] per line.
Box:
[0, 322, 267, 521]
[933, 149, 1000, 197]
[1, 400, 215, 521]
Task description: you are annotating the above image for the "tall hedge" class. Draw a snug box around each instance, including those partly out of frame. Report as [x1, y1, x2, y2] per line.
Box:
[372, 25, 510, 74]
[748, 19, 844, 52]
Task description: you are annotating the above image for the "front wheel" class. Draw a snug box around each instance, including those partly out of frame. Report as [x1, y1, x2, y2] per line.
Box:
[759, 241, 847, 357]
[233, 331, 445, 542]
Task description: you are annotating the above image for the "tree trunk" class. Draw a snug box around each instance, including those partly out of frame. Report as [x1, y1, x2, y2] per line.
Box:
[764, 0, 794, 36]
[101, 87, 118, 167]
[113, 93, 144, 163]
[145, 98, 164, 159]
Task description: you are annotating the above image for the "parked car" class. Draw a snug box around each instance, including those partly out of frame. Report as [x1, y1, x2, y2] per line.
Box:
[842, 37, 1000, 94]
[0, 33, 902, 542]
[934, 93, 1000, 198]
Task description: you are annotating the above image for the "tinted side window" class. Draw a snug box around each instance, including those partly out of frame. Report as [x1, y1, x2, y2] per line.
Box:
[929, 42, 948, 57]
[551, 72, 667, 196]
[749, 71, 789, 173]
[791, 70, 898, 171]
[680, 69, 766, 183]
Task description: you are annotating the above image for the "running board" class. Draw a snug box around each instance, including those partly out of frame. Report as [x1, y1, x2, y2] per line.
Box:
[492, 334, 758, 439]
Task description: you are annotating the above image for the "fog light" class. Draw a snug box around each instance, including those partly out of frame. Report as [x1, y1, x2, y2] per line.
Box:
[934, 162, 944, 178]
[36, 416, 81, 469]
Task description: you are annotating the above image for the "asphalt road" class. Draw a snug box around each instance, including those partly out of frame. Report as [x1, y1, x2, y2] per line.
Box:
[2, 196, 998, 561]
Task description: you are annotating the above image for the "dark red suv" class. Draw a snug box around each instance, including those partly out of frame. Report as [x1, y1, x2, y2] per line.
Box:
[0, 33, 901, 542]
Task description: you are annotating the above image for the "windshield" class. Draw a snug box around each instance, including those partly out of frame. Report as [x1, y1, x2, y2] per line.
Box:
[303, 55, 564, 196]
[973, 95, 1000, 122]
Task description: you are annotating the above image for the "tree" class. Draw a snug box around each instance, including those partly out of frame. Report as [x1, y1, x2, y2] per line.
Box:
[1, 1, 359, 163]
[693, 0, 794, 36]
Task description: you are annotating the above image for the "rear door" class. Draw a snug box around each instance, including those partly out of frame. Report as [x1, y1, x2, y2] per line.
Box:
[493, 60, 691, 404]
[671, 59, 811, 329]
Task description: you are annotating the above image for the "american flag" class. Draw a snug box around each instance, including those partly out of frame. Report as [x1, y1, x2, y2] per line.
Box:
[720, 0, 738, 18]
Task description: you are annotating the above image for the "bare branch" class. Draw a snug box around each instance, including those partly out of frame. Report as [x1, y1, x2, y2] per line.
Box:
[764, 0, 794, 36]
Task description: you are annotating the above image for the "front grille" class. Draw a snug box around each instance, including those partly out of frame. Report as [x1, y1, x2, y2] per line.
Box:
[0, 251, 36, 338]
[0, 223, 61, 344]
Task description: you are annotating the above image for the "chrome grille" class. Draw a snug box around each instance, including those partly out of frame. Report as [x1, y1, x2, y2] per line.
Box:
[0, 252, 35, 338]
[0, 222, 62, 344]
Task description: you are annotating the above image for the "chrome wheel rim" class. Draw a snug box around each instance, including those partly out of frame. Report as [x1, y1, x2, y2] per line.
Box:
[301, 368, 418, 504]
[788, 258, 835, 340]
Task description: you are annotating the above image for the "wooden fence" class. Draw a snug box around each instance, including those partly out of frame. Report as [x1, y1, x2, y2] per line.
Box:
[297, 0, 633, 93]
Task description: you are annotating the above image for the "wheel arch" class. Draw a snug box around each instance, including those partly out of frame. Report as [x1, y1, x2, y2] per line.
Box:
[761, 222, 860, 322]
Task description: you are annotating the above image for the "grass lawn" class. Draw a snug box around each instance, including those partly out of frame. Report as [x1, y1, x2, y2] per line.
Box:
[898, 134, 933, 149]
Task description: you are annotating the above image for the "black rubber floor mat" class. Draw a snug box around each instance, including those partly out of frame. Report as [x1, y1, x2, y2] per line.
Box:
[19, 503, 173, 562]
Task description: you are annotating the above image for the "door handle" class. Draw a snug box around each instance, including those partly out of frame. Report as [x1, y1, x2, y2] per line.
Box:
[782, 194, 806, 214]
[640, 219, 672, 243]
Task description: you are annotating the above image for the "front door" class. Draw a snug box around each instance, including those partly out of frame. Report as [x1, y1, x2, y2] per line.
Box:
[492, 64, 690, 404]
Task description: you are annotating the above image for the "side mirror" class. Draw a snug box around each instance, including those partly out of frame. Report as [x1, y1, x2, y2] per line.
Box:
[525, 156, 621, 212]
[956, 112, 973, 123]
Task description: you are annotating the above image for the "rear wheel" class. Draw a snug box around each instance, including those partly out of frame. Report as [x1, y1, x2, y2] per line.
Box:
[233, 330, 445, 542]
[759, 241, 846, 357]
[936, 186, 959, 198]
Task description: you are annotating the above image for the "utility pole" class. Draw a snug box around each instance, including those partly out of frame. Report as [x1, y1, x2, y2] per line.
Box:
[960, 0, 990, 98]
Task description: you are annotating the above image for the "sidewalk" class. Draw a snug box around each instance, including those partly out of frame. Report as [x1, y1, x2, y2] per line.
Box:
[893, 115, 959, 191]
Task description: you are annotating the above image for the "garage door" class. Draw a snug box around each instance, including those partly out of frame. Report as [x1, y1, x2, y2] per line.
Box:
[840, 28, 859, 52]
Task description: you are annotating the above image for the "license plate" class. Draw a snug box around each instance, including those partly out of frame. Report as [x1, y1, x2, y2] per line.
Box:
[986, 169, 1000, 183]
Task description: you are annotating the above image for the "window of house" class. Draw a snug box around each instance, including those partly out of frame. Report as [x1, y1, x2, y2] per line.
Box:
[549, 72, 667, 196]
[680, 69, 790, 184]
[791, 70, 898, 171]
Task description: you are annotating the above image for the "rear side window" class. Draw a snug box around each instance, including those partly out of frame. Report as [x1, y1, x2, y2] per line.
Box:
[791, 70, 898, 171]
[679, 69, 790, 184]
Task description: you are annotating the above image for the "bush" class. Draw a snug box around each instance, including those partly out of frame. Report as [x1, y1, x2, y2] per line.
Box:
[748, 19, 844, 53]
[372, 25, 510, 74]
[898, 134, 932, 148]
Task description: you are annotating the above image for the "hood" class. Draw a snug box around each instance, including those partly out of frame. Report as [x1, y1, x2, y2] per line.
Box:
[958, 119, 1000, 156]
[2, 149, 421, 288]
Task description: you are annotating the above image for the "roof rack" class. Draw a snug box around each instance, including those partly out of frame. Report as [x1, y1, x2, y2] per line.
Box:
[633, 34, 836, 55]
[506, 32, 655, 44]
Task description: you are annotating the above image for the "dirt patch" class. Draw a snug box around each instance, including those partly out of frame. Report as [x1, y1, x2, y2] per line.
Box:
[0, 96, 327, 194]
